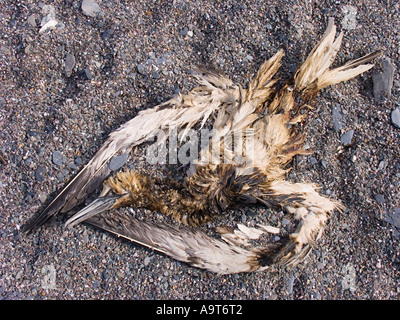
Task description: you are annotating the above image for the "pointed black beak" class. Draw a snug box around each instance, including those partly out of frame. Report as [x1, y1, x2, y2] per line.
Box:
[65, 194, 121, 228]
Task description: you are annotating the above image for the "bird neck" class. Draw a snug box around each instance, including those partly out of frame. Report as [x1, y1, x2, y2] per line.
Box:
[105, 165, 263, 226]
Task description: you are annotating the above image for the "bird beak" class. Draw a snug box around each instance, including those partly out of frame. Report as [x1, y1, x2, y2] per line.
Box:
[64, 193, 122, 228]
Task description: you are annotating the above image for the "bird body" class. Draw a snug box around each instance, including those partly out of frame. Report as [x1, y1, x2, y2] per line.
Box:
[23, 18, 382, 274]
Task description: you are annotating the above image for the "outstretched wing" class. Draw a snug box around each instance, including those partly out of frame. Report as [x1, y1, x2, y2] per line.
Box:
[85, 212, 258, 275]
[22, 72, 240, 232]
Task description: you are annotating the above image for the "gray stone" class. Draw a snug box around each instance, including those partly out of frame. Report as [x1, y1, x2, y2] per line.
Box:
[64, 53, 75, 77]
[180, 27, 188, 36]
[372, 58, 395, 103]
[84, 66, 93, 80]
[309, 156, 318, 165]
[81, 0, 101, 17]
[38, 192, 47, 203]
[391, 107, 400, 129]
[377, 159, 387, 171]
[41, 5, 56, 26]
[341, 129, 354, 146]
[66, 162, 78, 170]
[102, 28, 113, 40]
[74, 156, 82, 166]
[109, 153, 128, 171]
[385, 207, 400, 228]
[156, 56, 167, 64]
[341, 5, 358, 30]
[332, 105, 344, 132]
[27, 14, 37, 27]
[52, 151, 64, 166]
[374, 194, 385, 204]
[341, 263, 357, 293]
[137, 63, 147, 75]
[93, 280, 100, 289]
[35, 166, 46, 181]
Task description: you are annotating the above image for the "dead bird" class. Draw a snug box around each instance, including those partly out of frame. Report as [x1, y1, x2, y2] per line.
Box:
[23, 18, 382, 274]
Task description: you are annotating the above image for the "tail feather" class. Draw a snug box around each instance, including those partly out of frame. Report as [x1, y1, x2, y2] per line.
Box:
[294, 17, 342, 92]
[317, 50, 383, 89]
[294, 18, 381, 99]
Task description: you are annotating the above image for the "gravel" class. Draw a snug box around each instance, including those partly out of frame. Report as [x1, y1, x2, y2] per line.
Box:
[0, 0, 399, 300]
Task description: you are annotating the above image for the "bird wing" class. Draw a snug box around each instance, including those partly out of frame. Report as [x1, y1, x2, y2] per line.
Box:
[85, 212, 258, 275]
[23, 72, 240, 232]
[84, 179, 343, 273]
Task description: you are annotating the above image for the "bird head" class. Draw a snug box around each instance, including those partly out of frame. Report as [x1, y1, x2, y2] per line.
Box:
[64, 171, 146, 228]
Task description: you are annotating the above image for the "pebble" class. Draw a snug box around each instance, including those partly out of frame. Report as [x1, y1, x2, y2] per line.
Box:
[137, 63, 147, 75]
[377, 159, 387, 171]
[109, 153, 128, 171]
[35, 166, 46, 182]
[39, 4, 58, 33]
[372, 58, 395, 103]
[40, 5, 56, 26]
[341, 5, 358, 30]
[144, 256, 151, 266]
[341, 263, 357, 293]
[66, 162, 78, 170]
[64, 53, 75, 77]
[332, 105, 344, 132]
[340, 129, 354, 146]
[84, 66, 93, 80]
[102, 28, 113, 40]
[74, 156, 83, 166]
[180, 27, 189, 36]
[374, 194, 385, 204]
[93, 280, 100, 289]
[27, 14, 37, 28]
[309, 156, 318, 165]
[385, 207, 400, 229]
[391, 107, 400, 129]
[82, 0, 101, 17]
[52, 151, 64, 166]
[38, 192, 47, 203]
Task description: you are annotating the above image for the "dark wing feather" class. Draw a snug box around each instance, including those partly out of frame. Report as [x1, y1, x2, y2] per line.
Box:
[85, 212, 258, 275]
